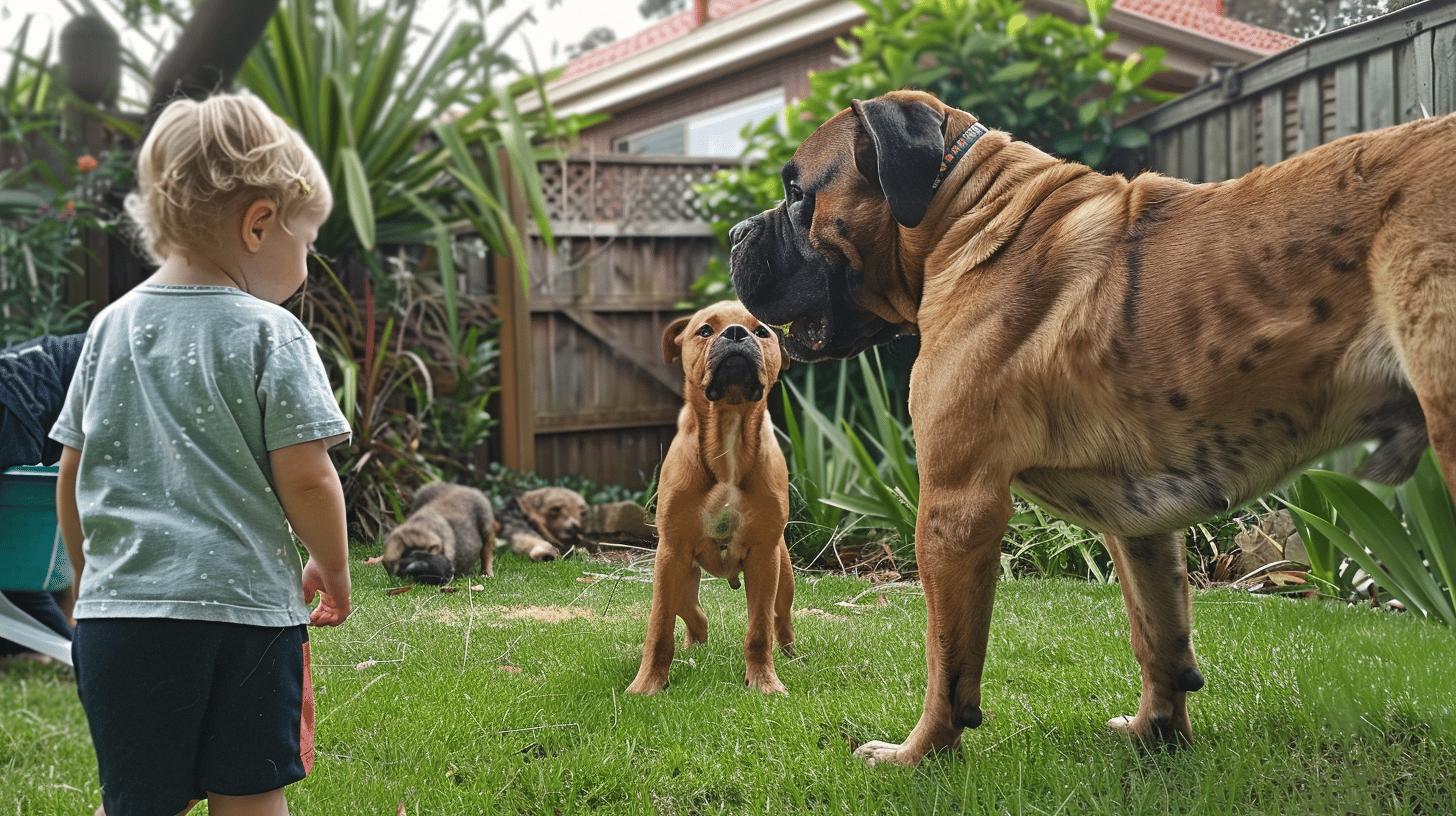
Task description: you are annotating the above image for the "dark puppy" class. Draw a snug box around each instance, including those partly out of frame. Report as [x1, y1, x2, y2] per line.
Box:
[383, 482, 495, 584]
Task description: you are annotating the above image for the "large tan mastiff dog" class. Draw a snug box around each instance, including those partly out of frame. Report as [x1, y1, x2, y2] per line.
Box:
[626, 301, 796, 696]
[728, 89, 1455, 766]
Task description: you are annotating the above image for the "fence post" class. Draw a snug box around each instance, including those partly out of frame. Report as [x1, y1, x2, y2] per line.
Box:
[492, 148, 535, 472]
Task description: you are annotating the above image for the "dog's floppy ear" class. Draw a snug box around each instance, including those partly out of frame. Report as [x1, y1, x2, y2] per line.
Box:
[661, 315, 692, 363]
[851, 97, 947, 228]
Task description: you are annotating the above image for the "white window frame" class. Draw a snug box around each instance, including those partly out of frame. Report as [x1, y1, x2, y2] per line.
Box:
[613, 87, 785, 157]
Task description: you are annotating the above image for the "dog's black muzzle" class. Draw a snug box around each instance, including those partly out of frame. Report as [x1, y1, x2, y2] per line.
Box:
[705, 324, 765, 404]
[396, 552, 453, 584]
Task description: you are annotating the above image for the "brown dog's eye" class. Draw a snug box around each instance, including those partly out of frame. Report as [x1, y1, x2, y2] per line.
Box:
[753, 326, 770, 338]
[696, 325, 713, 338]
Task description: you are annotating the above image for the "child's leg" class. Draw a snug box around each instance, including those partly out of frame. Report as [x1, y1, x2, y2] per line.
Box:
[195, 624, 312, 801]
[73, 619, 218, 816]
[207, 789, 287, 816]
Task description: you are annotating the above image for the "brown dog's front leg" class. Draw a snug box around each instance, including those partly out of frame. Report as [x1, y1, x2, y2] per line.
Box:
[742, 541, 787, 694]
[627, 540, 694, 695]
[855, 491, 1011, 766]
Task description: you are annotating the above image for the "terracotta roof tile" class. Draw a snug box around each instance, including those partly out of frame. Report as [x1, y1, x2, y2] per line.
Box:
[560, 0, 772, 81]
[1114, 0, 1301, 54]
[557, 0, 1298, 81]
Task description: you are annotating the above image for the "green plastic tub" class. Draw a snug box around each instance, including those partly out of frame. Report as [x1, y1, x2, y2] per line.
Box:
[0, 466, 71, 592]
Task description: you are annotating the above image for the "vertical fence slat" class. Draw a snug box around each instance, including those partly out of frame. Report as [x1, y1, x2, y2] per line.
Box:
[1364, 47, 1396, 129]
[1259, 88, 1284, 166]
[1228, 101, 1254, 177]
[1297, 74, 1322, 153]
[1163, 127, 1183, 179]
[1204, 108, 1230, 181]
[1413, 29, 1436, 119]
[1178, 122, 1203, 182]
[1436, 22, 1456, 115]
[1334, 60, 1362, 137]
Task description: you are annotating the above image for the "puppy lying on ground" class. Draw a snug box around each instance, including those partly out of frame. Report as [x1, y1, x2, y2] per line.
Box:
[497, 487, 589, 561]
[383, 482, 495, 584]
[626, 301, 796, 696]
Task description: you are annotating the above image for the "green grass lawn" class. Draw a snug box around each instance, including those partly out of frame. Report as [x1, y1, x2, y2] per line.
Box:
[5, 553, 1456, 815]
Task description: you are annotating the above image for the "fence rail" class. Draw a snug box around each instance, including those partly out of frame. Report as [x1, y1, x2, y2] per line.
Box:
[1134, 0, 1456, 182]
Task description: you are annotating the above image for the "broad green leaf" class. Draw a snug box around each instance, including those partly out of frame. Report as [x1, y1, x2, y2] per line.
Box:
[338, 147, 375, 251]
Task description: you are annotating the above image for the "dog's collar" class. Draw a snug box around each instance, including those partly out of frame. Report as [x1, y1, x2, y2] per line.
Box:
[929, 122, 988, 194]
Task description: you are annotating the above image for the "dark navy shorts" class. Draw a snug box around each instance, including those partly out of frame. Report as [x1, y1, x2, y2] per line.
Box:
[73, 619, 314, 815]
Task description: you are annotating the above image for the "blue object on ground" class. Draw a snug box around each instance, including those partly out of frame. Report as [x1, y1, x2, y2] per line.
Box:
[0, 465, 73, 664]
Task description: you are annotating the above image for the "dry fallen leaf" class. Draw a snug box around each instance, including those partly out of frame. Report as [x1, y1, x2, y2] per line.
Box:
[499, 665, 523, 674]
[576, 576, 599, 584]
[876, 594, 889, 608]
[362, 556, 384, 565]
[439, 586, 459, 594]
[355, 659, 378, 671]
[469, 584, 485, 592]
[396, 803, 406, 816]
[386, 586, 412, 596]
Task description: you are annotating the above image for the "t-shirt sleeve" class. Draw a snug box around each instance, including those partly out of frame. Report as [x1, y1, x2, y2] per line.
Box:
[48, 332, 95, 450]
[257, 334, 351, 452]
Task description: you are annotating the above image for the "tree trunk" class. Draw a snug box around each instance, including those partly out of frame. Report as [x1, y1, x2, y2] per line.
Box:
[145, 0, 280, 129]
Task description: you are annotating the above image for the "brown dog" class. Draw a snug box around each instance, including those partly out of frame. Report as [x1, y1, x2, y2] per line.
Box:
[497, 487, 590, 561]
[383, 482, 495, 584]
[729, 89, 1456, 764]
[626, 301, 796, 696]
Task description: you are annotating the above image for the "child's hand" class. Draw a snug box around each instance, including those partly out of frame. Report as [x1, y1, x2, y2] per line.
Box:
[301, 557, 351, 626]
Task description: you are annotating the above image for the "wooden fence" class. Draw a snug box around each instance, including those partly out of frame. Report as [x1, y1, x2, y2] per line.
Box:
[1134, 0, 1456, 181]
[476, 153, 738, 488]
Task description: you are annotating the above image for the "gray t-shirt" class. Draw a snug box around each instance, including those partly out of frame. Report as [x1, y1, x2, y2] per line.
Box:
[50, 283, 351, 627]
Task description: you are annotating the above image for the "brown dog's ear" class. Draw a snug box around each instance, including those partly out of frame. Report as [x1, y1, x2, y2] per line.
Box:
[661, 315, 692, 363]
[851, 97, 948, 229]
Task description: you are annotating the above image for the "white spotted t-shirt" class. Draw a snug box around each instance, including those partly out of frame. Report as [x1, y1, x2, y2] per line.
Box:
[49, 284, 351, 627]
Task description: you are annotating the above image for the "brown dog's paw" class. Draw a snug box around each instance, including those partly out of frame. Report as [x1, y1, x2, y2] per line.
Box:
[852, 740, 921, 767]
[1106, 714, 1192, 747]
[625, 674, 668, 695]
[745, 670, 788, 695]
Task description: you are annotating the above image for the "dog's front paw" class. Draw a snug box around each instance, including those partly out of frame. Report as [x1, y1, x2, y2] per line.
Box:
[1106, 714, 1191, 746]
[853, 740, 920, 767]
[745, 669, 787, 695]
[625, 673, 668, 695]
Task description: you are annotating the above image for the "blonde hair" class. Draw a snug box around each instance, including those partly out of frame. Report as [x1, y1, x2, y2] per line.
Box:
[125, 93, 329, 263]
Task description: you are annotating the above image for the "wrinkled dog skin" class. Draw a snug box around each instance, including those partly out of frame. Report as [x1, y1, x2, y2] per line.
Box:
[626, 301, 795, 697]
[383, 482, 495, 584]
[730, 89, 1456, 765]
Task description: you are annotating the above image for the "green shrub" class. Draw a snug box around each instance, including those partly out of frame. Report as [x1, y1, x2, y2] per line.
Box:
[1283, 451, 1456, 625]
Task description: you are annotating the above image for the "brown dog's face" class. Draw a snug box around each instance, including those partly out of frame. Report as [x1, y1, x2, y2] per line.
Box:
[661, 301, 785, 405]
[729, 90, 960, 361]
[520, 487, 588, 545]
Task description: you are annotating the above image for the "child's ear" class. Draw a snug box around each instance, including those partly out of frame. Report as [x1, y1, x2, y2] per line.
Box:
[241, 198, 277, 253]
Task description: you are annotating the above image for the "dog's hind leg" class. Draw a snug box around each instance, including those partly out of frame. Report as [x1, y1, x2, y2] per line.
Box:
[774, 540, 795, 655]
[679, 567, 708, 649]
[854, 489, 1013, 767]
[1370, 224, 1456, 496]
[1104, 531, 1200, 746]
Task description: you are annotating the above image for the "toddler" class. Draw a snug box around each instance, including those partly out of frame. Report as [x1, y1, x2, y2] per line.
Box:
[52, 93, 352, 816]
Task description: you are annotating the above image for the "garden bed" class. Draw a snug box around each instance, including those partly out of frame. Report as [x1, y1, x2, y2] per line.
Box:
[5, 554, 1456, 814]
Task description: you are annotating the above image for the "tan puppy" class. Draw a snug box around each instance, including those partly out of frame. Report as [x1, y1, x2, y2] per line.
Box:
[729, 89, 1456, 764]
[626, 301, 795, 695]
[497, 487, 590, 561]
[383, 482, 495, 584]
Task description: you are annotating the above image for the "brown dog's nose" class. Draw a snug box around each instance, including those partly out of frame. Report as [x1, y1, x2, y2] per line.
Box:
[722, 325, 750, 342]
